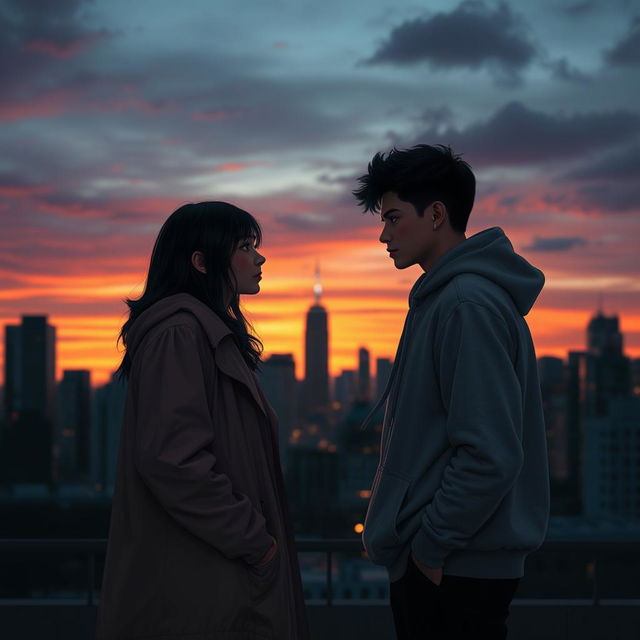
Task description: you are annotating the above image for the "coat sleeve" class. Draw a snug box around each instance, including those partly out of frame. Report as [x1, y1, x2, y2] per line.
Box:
[131, 324, 273, 565]
[411, 301, 524, 568]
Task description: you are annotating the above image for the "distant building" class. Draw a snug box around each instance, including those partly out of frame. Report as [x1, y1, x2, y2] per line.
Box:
[259, 353, 297, 468]
[357, 347, 370, 402]
[539, 356, 568, 482]
[585, 312, 632, 417]
[55, 370, 91, 483]
[375, 357, 393, 401]
[539, 356, 571, 515]
[632, 358, 640, 395]
[92, 373, 127, 495]
[560, 311, 634, 516]
[334, 370, 356, 414]
[303, 267, 330, 419]
[583, 397, 640, 521]
[1, 316, 56, 485]
[286, 447, 342, 534]
[338, 451, 377, 514]
[4, 316, 55, 423]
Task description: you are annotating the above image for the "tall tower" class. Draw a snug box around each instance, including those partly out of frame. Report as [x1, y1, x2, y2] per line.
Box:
[55, 369, 92, 483]
[357, 347, 371, 402]
[1, 315, 56, 485]
[259, 353, 297, 468]
[586, 312, 631, 416]
[304, 264, 329, 418]
[587, 312, 623, 358]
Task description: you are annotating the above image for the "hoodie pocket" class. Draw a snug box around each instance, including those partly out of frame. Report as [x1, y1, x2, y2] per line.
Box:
[363, 470, 411, 565]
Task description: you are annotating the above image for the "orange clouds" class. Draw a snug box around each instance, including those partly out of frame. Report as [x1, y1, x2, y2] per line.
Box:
[1, 220, 639, 388]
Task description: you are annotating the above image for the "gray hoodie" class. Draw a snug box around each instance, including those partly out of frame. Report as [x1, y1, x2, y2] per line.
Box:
[362, 227, 550, 581]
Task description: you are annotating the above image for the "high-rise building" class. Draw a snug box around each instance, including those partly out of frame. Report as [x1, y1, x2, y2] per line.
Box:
[632, 358, 640, 395]
[538, 356, 571, 514]
[1, 316, 56, 485]
[561, 310, 634, 516]
[92, 373, 128, 495]
[538, 356, 568, 482]
[357, 347, 370, 402]
[259, 353, 297, 468]
[303, 266, 329, 418]
[334, 369, 357, 413]
[55, 370, 92, 483]
[585, 312, 631, 417]
[565, 350, 588, 514]
[375, 357, 393, 401]
[583, 397, 640, 521]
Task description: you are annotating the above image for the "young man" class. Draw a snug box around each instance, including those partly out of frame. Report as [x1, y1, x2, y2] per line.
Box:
[353, 145, 550, 640]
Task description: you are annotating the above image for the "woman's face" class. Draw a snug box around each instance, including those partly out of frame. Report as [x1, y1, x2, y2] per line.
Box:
[230, 235, 265, 295]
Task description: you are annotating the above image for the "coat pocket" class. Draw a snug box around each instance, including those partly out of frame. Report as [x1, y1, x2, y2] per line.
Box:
[246, 549, 280, 603]
[363, 470, 411, 566]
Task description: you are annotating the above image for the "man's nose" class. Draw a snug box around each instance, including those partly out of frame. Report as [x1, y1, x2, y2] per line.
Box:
[256, 251, 266, 265]
[379, 226, 390, 244]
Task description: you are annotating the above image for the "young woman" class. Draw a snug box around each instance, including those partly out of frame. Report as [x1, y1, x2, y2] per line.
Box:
[95, 202, 309, 640]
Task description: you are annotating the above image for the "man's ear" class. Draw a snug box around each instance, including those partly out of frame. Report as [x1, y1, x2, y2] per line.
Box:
[430, 201, 447, 230]
[191, 250, 206, 274]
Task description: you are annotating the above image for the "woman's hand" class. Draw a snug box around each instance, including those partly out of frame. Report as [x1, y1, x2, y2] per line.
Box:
[254, 538, 278, 568]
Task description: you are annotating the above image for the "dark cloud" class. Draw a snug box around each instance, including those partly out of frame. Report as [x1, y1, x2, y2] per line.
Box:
[366, 1, 535, 78]
[420, 106, 456, 130]
[412, 101, 640, 165]
[576, 183, 640, 212]
[605, 16, 640, 66]
[565, 145, 640, 181]
[524, 236, 588, 252]
[545, 58, 591, 83]
[0, 0, 111, 91]
[273, 212, 337, 230]
[561, 1, 597, 17]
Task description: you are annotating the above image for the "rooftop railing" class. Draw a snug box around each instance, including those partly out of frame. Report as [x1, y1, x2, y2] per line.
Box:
[1, 538, 639, 607]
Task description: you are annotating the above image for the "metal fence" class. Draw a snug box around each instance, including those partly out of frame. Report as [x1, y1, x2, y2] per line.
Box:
[1, 538, 639, 607]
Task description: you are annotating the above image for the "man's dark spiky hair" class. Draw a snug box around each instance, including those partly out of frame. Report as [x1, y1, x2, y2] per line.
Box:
[352, 144, 475, 233]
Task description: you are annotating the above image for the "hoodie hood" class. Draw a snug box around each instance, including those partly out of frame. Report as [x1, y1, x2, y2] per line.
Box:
[409, 227, 544, 316]
[126, 293, 231, 360]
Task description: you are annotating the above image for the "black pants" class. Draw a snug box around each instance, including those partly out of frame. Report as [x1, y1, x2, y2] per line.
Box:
[389, 558, 519, 640]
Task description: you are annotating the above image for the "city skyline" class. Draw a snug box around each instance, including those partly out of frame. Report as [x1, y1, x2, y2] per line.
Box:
[1, 297, 639, 387]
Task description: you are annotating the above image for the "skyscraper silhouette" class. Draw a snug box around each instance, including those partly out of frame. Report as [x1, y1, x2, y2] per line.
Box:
[586, 312, 631, 416]
[2, 316, 56, 485]
[303, 265, 329, 418]
[55, 369, 92, 483]
[259, 353, 297, 468]
[357, 347, 370, 402]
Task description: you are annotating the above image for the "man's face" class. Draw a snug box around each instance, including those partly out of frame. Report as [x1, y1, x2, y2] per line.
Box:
[379, 191, 435, 270]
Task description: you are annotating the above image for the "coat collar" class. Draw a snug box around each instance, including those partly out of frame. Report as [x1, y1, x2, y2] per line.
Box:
[130, 293, 267, 415]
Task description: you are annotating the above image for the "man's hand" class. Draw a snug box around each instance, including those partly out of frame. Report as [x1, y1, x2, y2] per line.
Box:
[254, 539, 277, 568]
[411, 552, 443, 586]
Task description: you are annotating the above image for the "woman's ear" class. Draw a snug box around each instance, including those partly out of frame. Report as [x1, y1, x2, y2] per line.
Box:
[191, 250, 206, 274]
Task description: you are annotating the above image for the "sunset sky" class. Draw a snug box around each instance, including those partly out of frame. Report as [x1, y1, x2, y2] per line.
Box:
[1, 0, 639, 385]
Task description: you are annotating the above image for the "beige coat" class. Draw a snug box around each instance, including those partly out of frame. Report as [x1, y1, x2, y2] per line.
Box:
[95, 293, 309, 640]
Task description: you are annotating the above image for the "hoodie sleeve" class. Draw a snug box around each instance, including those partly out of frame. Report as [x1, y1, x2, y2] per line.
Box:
[131, 324, 273, 565]
[411, 301, 524, 568]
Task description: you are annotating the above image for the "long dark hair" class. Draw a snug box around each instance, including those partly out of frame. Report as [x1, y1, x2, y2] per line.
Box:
[116, 201, 263, 379]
